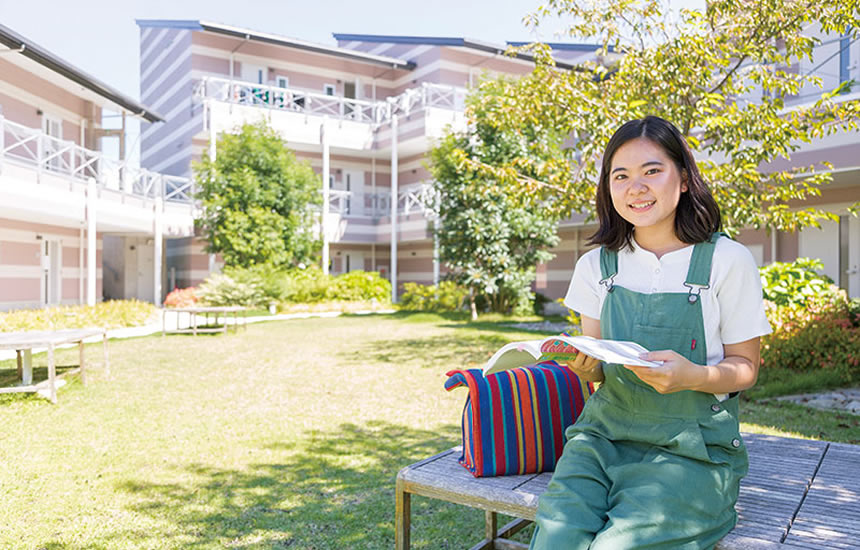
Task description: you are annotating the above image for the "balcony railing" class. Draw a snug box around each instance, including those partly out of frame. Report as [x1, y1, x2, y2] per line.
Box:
[195, 77, 467, 125]
[326, 183, 436, 218]
[0, 115, 194, 204]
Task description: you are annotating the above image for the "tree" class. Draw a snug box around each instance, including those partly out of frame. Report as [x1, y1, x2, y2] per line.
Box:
[195, 122, 322, 268]
[429, 100, 561, 320]
[455, 0, 860, 234]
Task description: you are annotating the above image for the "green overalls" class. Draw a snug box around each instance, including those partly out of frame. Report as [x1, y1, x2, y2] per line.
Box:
[530, 234, 748, 550]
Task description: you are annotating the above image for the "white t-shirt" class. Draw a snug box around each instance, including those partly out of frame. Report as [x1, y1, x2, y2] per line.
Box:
[564, 236, 772, 371]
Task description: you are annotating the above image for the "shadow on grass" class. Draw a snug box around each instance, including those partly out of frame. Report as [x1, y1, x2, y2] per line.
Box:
[42, 421, 471, 549]
[0, 365, 80, 390]
[343, 333, 511, 368]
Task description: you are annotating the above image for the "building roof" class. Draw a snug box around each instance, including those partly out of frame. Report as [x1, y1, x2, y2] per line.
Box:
[506, 41, 614, 53]
[332, 34, 598, 70]
[136, 20, 416, 71]
[0, 23, 163, 123]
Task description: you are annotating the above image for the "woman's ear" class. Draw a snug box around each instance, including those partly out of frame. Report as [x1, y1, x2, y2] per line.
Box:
[681, 169, 689, 193]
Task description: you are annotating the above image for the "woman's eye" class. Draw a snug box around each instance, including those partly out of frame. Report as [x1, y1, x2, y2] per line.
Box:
[614, 174, 627, 181]
[646, 168, 660, 175]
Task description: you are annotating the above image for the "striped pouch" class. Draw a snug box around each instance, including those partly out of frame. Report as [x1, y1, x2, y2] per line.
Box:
[444, 362, 593, 477]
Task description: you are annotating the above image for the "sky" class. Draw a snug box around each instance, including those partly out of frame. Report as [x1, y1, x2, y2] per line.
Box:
[1, 0, 562, 162]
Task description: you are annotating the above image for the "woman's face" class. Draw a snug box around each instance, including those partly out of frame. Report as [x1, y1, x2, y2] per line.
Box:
[608, 137, 687, 234]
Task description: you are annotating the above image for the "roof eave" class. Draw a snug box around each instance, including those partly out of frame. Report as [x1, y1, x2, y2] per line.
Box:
[197, 22, 416, 71]
[0, 23, 162, 123]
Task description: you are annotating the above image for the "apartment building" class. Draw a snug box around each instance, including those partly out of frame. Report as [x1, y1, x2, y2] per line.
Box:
[0, 23, 195, 311]
[137, 19, 860, 302]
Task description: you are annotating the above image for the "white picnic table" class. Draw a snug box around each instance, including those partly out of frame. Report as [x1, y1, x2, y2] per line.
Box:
[0, 328, 109, 403]
[161, 306, 249, 336]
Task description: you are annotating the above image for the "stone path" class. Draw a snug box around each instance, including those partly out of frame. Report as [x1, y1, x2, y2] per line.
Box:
[773, 388, 860, 415]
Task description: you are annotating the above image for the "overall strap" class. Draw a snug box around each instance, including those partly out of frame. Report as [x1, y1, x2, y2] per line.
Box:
[599, 247, 618, 293]
[684, 232, 727, 303]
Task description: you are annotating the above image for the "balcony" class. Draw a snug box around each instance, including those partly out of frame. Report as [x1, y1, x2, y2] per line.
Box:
[0, 115, 195, 235]
[195, 77, 469, 151]
[327, 183, 435, 218]
[321, 183, 436, 243]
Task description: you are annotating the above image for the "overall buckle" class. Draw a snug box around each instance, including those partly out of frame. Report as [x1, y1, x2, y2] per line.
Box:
[599, 274, 616, 293]
[684, 283, 709, 303]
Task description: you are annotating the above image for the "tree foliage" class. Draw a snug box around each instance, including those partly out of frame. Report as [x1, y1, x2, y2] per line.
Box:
[195, 123, 322, 268]
[429, 103, 561, 319]
[456, 0, 860, 234]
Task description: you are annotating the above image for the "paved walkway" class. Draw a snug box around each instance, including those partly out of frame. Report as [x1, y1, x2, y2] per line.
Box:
[775, 388, 860, 415]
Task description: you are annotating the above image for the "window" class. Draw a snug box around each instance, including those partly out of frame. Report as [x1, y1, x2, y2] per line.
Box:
[276, 76, 289, 88]
[323, 84, 336, 96]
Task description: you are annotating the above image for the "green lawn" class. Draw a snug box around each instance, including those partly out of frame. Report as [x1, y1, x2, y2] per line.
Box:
[0, 312, 856, 549]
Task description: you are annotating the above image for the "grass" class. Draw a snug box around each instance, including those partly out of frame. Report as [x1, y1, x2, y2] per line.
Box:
[0, 311, 855, 549]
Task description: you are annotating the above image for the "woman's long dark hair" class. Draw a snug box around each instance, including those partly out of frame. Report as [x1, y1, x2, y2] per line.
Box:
[588, 116, 721, 251]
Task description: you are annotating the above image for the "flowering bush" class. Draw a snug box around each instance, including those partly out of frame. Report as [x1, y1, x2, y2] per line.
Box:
[163, 287, 199, 308]
[196, 273, 267, 307]
[761, 288, 859, 383]
[0, 300, 158, 331]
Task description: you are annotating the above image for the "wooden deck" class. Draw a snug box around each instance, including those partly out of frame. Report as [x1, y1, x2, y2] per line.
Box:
[395, 432, 860, 549]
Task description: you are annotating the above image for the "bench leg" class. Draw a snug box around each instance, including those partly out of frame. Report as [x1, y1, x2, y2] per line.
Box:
[396, 479, 411, 550]
[486, 510, 498, 541]
[79, 340, 86, 385]
[48, 344, 57, 404]
[16, 350, 22, 382]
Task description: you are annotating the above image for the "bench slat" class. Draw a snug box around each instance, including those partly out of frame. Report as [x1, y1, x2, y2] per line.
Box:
[397, 432, 855, 549]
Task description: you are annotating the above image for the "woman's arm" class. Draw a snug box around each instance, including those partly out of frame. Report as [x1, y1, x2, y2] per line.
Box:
[564, 315, 605, 383]
[624, 337, 760, 394]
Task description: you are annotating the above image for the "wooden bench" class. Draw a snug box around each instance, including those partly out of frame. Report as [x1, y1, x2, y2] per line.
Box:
[396, 432, 860, 549]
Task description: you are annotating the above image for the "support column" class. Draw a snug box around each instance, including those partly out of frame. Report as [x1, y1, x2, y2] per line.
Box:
[154, 197, 163, 306]
[390, 115, 399, 303]
[208, 104, 217, 278]
[79, 225, 84, 305]
[433, 217, 440, 286]
[207, 99, 217, 164]
[86, 177, 97, 306]
[321, 117, 330, 276]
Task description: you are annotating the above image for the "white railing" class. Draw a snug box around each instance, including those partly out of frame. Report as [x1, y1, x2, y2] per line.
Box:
[398, 183, 437, 216]
[0, 115, 194, 203]
[196, 78, 383, 123]
[325, 183, 435, 218]
[195, 77, 468, 125]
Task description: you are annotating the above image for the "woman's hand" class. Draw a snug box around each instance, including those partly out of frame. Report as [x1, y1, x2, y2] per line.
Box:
[623, 350, 704, 394]
[565, 351, 604, 383]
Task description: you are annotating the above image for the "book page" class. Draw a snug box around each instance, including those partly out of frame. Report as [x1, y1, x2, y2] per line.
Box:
[482, 340, 542, 375]
[551, 335, 662, 367]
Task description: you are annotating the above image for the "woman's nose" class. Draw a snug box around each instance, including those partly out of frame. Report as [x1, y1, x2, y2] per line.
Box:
[629, 178, 648, 193]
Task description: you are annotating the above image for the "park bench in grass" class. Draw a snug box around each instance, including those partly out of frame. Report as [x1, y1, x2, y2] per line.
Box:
[396, 432, 860, 549]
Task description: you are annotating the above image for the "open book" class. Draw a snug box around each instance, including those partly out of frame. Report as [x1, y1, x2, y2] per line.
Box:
[483, 334, 662, 375]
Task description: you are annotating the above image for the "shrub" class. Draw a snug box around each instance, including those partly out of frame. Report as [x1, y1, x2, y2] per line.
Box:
[759, 258, 842, 307]
[222, 265, 283, 304]
[197, 273, 267, 307]
[400, 281, 468, 312]
[761, 296, 859, 382]
[0, 300, 158, 331]
[164, 287, 199, 308]
[278, 265, 331, 303]
[326, 270, 391, 302]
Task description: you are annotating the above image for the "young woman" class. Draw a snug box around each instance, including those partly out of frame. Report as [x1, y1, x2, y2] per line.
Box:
[530, 116, 771, 549]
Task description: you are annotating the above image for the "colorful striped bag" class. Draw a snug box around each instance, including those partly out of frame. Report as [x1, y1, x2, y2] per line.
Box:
[444, 361, 593, 477]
